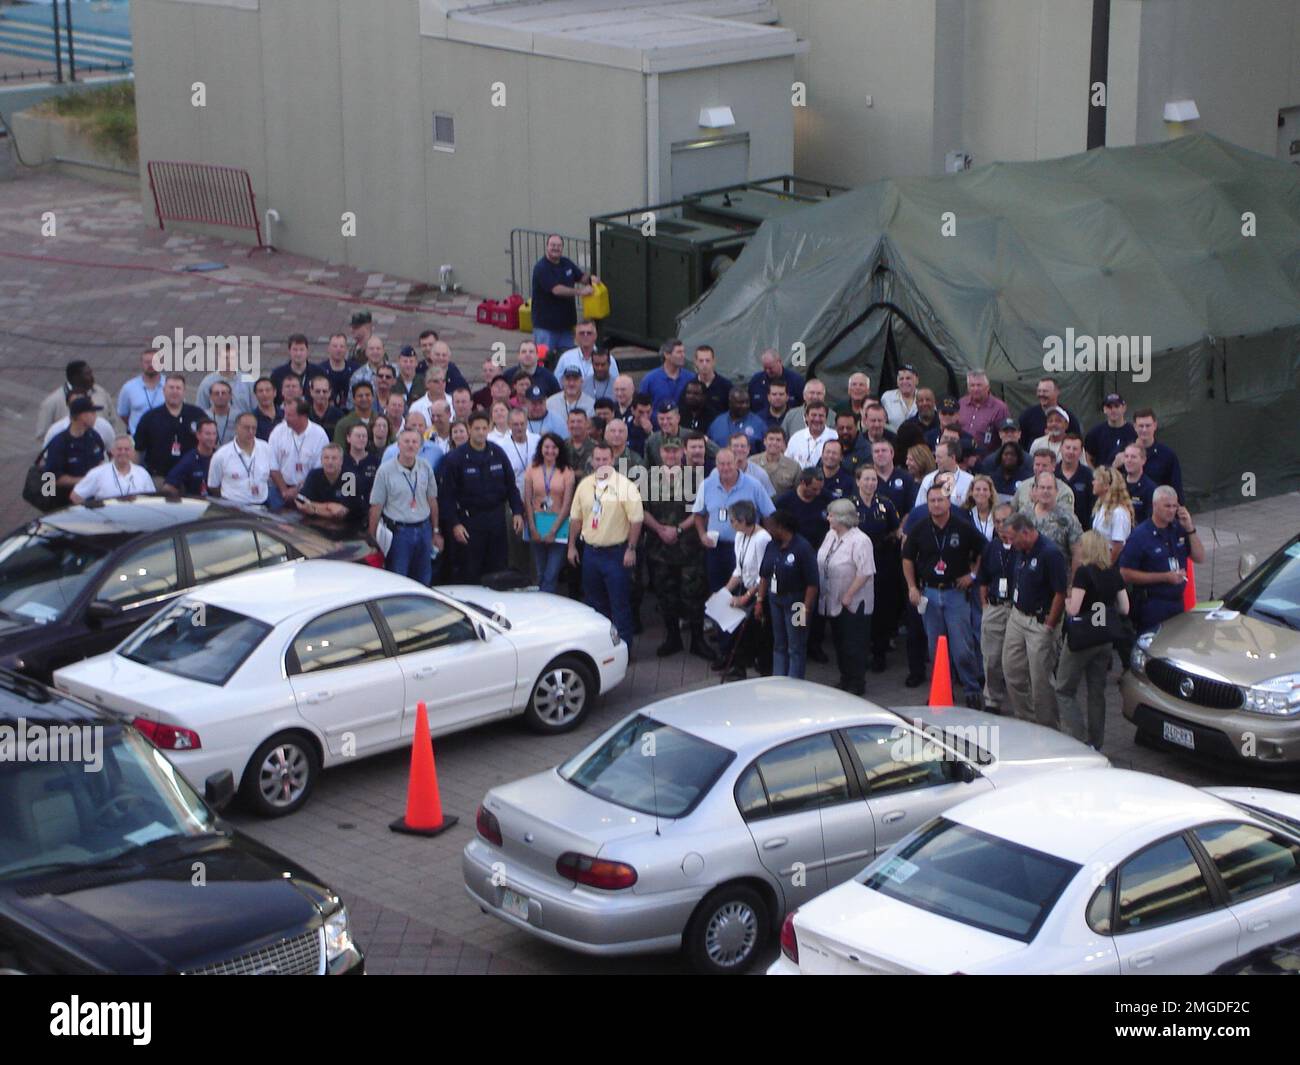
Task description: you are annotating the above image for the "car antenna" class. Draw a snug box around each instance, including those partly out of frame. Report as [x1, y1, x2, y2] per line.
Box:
[648, 726, 662, 837]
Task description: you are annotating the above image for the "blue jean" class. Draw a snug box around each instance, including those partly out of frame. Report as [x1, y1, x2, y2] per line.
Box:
[771, 597, 809, 679]
[704, 541, 736, 594]
[582, 543, 634, 646]
[533, 327, 574, 355]
[387, 521, 433, 586]
[532, 541, 567, 594]
[921, 586, 982, 695]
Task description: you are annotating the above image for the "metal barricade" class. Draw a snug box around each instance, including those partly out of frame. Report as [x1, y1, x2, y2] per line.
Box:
[507, 228, 590, 296]
[147, 161, 266, 248]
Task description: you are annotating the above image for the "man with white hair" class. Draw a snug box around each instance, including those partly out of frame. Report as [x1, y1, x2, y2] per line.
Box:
[845, 372, 873, 419]
[958, 369, 1009, 457]
[783, 378, 826, 437]
[1119, 485, 1205, 634]
[71, 434, 153, 503]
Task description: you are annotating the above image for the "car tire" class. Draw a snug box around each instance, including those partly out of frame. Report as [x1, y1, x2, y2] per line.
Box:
[684, 884, 770, 975]
[522, 656, 596, 734]
[240, 732, 321, 818]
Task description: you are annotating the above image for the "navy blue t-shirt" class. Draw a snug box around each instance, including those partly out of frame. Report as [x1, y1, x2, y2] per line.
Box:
[774, 489, 831, 550]
[531, 256, 583, 331]
[760, 534, 819, 604]
[164, 448, 212, 497]
[1084, 420, 1136, 467]
[1010, 534, 1068, 617]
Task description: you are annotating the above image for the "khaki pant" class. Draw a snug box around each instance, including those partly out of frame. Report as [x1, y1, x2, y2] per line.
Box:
[980, 603, 1012, 711]
[1002, 610, 1061, 728]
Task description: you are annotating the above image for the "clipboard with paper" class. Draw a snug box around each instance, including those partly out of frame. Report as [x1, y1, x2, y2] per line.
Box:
[705, 588, 748, 634]
[531, 512, 570, 544]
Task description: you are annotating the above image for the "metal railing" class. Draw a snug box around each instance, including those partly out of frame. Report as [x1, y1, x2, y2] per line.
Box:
[507, 228, 590, 296]
[147, 161, 266, 247]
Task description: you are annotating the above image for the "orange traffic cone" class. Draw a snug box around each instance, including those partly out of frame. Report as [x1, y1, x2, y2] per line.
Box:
[928, 635, 954, 708]
[1183, 559, 1198, 612]
[390, 701, 458, 837]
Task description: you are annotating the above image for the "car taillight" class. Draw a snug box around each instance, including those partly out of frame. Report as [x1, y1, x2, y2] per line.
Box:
[132, 716, 201, 751]
[476, 804, 503, 846]
[555, 852, 638, 890]
[362, 550, 386, 568]
[780, 910, 799, 963]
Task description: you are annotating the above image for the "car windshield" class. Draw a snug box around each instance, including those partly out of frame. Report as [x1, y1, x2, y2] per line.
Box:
[860, 818, 1081, 943]
[120, 600, 270, 686]
[0, 723, 217, 880]
[1223, 538, 1300, 631]
[0, 530, 108, 625]
[559, 713, 734, 819]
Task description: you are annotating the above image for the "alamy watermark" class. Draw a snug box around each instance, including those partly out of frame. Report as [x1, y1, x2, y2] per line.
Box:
[1042, 328, 1151, 383]
[890, 720, 1000, 770]
[0, 718, 103, 772]
[151, 329, 261, 379]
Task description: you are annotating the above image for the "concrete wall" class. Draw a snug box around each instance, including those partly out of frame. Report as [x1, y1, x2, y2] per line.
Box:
[777, 0, 940, 184]
[656, 56, 795, 196]
[1133, 0, 1300, 156]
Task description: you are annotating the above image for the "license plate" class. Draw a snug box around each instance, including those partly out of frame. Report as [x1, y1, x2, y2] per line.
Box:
[1162, 721, 1196, 750]
[501, 888, 530, 921]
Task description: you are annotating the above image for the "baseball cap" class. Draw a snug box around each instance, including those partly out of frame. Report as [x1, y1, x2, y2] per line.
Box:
[69, 396, 103, 417]
[655, 399, 678, 414]
[659, 435, 684, 450]
[350, 311, 372, 327]
[399, 344, 417, 359]
[525, 384, 546, 401]
[898, 363, 918, 375]
[998, 418, 1018, 431]
[1103, 392, 1125, 407]
[562, 366, 583, 378]
[938, 397, 959, 414]
[1046, 405, 1069, 420]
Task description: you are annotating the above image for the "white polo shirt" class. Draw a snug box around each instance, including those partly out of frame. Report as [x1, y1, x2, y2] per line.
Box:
[916, 467, 974, 509]
[267, 421, 329, 487]
[784, 425, 837, 469]
[73, 462, 153, 501]
[208, 439, 274, 505]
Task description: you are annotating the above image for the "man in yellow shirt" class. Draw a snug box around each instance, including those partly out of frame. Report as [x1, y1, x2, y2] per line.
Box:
[569, 442, 644, 653]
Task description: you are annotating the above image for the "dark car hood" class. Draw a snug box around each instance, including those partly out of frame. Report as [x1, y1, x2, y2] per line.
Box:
[0, 832, 335, 974]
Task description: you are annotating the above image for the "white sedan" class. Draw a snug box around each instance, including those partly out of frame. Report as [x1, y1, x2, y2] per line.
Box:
[769, 769, 1300, 975]
[53, 560, 627, 816]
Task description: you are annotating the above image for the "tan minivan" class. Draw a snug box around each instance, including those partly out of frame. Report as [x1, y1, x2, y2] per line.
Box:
[1122, 533, 1300, 765]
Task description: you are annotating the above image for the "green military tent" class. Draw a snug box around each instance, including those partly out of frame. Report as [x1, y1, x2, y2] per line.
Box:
[678, 133, 1300, 507]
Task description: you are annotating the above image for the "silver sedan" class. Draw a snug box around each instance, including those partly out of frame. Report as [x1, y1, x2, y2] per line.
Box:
[463, 678, 1107, 973]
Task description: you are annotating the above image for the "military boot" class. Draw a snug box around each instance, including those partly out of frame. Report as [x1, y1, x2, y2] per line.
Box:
[656, 619, 684, 657]
[688, 622, 715, 662]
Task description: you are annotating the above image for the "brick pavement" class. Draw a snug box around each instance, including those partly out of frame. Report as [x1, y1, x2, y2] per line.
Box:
[2, 170, 1299, 974]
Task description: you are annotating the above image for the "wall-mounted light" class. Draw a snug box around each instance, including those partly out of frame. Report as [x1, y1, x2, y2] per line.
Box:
[699, 106, 736, 129]
[1163, 99, 1199, 138]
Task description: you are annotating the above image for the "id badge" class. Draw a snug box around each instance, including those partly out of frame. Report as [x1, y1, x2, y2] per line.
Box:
[410, 498, 418, 510]
[718, 508, 728, 523]
[998, 577, 1008, 599]
[251, 483, 261, 498]
[295, 462, 304, 475]
[934, 560, 947, 576]
[171, 440, 181, 457]
[590, 513, 601, 532]
[1012, 584, 1020, 604]
[770, 574, 778, 596]
[1168, 558, 1179, 572]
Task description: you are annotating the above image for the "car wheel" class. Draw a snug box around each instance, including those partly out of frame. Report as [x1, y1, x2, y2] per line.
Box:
[523, 656, 595, 734]
[684, 884, 770, 975]
[240, 732, 320, 817]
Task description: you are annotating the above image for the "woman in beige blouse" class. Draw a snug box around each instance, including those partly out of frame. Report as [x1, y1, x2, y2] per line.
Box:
[523, 432, 576, 594]
[817, 498, 876, 696]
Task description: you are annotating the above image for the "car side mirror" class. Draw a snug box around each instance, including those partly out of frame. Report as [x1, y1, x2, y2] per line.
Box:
[476, 622, 493, 642]
[204, 769, 236, 812]
[1238, 553, 1257, 581]
[87, 600, 121, 622]
[953, 760, 978, 784]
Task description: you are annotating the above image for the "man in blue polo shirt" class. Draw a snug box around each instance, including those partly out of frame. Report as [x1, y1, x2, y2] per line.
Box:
[641, 339, 695, 426]
[1119, 443, 1159, 527]
[531, 235, 598, 354]
[1084, 392, 1136, 468]
[690, 448, 775, 593]
[45, 396, 107, 503]
[748, 348, 806, 416]
[1131, 408, 1183, 501]
[1119, 485, 1205, 634]
[708, 386, 767, 449]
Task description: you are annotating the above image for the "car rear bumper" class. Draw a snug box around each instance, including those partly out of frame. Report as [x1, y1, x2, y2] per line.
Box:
[462, 839, 694, 956]
[1122, 672, 1300, 765]
[766, 956, 799, 975]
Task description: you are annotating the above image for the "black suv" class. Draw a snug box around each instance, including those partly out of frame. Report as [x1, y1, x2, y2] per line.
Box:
[0, 669, 363, 974]
[0, 496, 380, 682]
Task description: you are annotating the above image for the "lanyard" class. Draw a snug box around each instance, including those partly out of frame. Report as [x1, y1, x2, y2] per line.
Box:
[542, 463, 555, 500]
[236, 446, 256, 479]
[215, 413, 230, 442]
[510, 438, 529, 470]
[400, 464, 420, 504]
[111, 467, 132, 496]
[821, 533, 845, 584]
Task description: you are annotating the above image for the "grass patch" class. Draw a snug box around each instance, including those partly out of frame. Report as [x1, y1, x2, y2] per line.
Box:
[37, 82, 136, 163]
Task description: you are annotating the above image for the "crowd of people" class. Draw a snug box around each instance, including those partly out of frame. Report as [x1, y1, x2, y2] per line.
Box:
[31, 310, 1205, 753]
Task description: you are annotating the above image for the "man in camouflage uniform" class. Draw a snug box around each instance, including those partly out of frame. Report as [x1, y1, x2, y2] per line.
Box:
[1018, 470, 1083, 560]
[641, 437, 711, 659]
